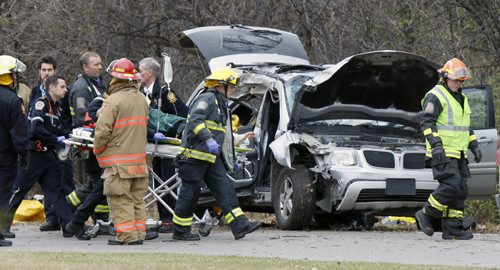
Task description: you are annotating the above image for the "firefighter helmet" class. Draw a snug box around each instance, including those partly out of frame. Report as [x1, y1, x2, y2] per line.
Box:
[438, 58, 471, 81]
[108, 58, 140, 80]
[0, 55, 26, 86]
[204, 67, 239, 88]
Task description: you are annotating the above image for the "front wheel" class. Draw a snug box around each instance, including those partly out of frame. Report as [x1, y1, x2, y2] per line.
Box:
[273, 165, 315, 230]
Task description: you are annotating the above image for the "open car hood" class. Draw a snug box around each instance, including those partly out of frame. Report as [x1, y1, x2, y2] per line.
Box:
[290, 50, 440, 128]
[178, 25, 310, 72]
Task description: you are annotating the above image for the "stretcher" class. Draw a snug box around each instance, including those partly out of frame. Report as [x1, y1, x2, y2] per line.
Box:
[60, 128, 253, 236]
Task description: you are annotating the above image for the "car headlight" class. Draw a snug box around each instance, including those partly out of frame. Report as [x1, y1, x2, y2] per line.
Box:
[329, 150, 357, 166]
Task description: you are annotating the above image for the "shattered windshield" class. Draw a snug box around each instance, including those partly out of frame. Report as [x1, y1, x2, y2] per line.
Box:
[284, 75, 312, 113]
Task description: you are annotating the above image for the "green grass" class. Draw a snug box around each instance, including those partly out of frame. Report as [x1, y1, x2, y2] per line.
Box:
[0, 251, 493, 270]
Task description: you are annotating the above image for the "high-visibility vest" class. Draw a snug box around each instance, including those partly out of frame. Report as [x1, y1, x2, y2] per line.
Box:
[423, 85, 471, 159]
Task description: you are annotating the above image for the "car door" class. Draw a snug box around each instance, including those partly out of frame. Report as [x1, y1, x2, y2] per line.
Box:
[462, 85, 497, 199]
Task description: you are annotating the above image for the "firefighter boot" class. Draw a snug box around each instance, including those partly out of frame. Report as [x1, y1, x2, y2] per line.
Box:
[442, 218, 473, 240]
[65, 222, 91, 241]
[1, 212, 15, 238]
[39, 218, 60, 231]
[172, 224, 200, 241]
[415, 205, 441, 237]
[0, 233, 12, 247]
[229, 216, 261, 240]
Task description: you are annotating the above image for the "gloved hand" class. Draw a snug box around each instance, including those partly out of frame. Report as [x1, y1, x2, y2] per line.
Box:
[153, 132, 166, 141]
[233, 162, 242, 171]
[431, 144, 446, 162]
[206, 138, 220, 154]
[57, 136, 66, 143]
[471, 146, 482, 163]
[18, 151, 30, 171]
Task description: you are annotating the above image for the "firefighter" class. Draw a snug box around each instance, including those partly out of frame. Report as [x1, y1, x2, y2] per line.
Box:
[4, 75, 74, 239]
[0, 55, 29, 247]
[93, 58, 149, 245]
[172, 67, 261, 241]
[415, 58, 482, 240]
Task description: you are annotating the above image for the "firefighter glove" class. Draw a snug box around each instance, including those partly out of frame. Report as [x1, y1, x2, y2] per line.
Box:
[206, 138, 219, 154]
[431, 144, 445, 162]
[471, 146, 482, 163]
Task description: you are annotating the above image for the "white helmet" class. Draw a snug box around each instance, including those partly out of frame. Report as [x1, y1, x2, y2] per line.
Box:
[0, 55, 26, 75]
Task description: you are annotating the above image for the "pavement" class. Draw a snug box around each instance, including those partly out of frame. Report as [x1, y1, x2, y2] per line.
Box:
[3, 222, 500, 268]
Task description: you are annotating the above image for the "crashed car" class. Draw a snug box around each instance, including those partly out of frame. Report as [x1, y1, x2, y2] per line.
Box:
[179, 25, 498, 230]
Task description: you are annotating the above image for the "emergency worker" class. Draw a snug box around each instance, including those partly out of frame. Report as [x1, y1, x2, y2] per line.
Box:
[172, 67, 261, 241]
[0, 55, 29, 246]
[93, 58, 149, 245]
[4, 75, 74, 239]
[66, 52, 109, 238]
[30, 56, 75, 232]
[415, 58, 482, 240]
[139, 57, 188, 233]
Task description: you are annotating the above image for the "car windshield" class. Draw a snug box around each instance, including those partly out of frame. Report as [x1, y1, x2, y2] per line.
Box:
[300, 119, 420, 137]
[284, 75, 312, 113]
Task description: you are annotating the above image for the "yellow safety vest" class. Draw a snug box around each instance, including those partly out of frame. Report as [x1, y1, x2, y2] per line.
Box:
[423, 85, 471, 159]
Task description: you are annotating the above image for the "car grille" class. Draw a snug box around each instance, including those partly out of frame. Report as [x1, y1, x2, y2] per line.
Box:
[363, 150, 426, 169]
[356, 189, 431, 202]
[403, 153, 425, 169]
[363, 150, 395, 168]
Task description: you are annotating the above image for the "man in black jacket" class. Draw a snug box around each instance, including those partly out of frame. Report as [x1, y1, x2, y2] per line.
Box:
[4, 75, 74, 239]
[0, 55, 30, 246]
[66, 52, 108, 240]
[30, 56, 75, 232]
[139, 57, 188, 233]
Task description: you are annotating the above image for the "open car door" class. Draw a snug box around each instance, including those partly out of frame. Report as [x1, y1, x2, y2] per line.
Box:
[462, 85, 497, 199]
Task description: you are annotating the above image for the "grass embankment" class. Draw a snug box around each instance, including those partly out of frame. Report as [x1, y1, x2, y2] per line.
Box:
[0, 251, 492, 270]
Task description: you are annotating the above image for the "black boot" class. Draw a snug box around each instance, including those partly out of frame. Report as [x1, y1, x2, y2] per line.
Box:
[65, 222, 91, 241]
[39, 219, 60, 231]
[442, 218, 473, 240]
[229, 216, 261, 240]
[145, 230, 159, 240]
[415, 209, 435, 236]
[0, 234, 12, 247]
[1, 212, 15, 238]
[172, 224, 200, 241]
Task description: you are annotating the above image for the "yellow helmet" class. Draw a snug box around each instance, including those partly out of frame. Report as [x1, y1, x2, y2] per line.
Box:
[204, 67, 239, 88]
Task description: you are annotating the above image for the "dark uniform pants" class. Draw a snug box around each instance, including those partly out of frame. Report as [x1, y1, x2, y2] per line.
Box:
[174, 157, 238, 221]
[45, 158, 75, 223]
[68, 153, 108, 223]
[427, 157, 470, 216]
[153, 157, 176, 222]
[0, 156, 17, 232]
[6, 151, 73, 227]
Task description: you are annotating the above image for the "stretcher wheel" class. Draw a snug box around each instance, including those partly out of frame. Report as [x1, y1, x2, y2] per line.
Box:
[198, 224, 211, 237]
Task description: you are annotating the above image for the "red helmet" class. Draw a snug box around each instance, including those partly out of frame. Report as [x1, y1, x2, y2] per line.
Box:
[108, 58, 140, 80]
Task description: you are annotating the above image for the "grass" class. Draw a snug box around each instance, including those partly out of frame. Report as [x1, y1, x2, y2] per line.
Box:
[0, 251, 493, 270]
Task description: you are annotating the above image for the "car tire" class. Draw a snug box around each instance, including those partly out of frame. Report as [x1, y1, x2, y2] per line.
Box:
[273, 165, 315, 230]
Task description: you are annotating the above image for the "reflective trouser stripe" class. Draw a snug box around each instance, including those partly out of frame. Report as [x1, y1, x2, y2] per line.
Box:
[445, 209, 464, 218]
[173, 213, 193, 226]
[428, 194, 447, 212]
[135, 220, 147, 231]
[67, 191, 81, 207]
[225, 207, 244, 224]
[425, 149, 461, 159]
[94, 204, 109, 213]
[115, 221, 137, 233]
